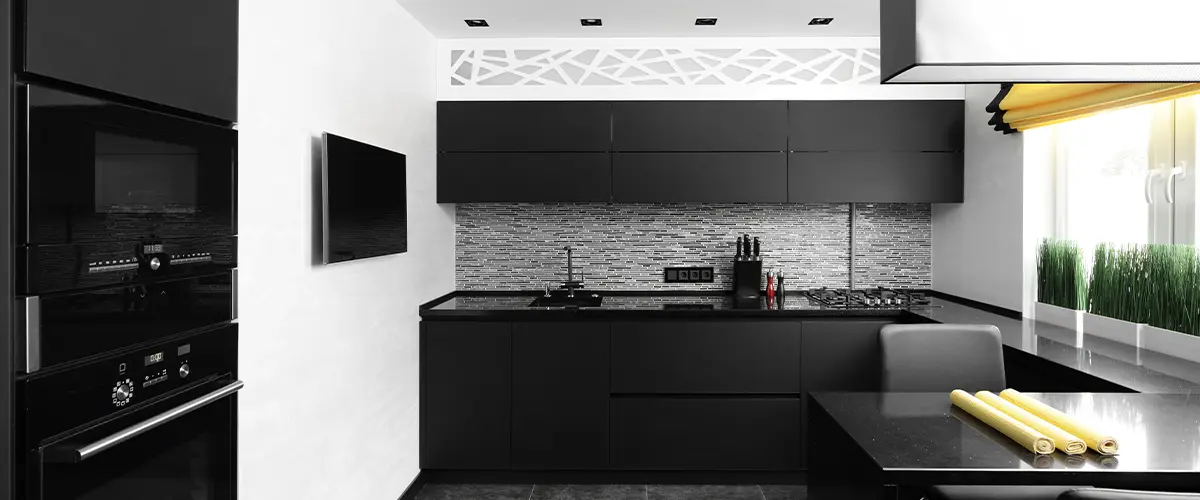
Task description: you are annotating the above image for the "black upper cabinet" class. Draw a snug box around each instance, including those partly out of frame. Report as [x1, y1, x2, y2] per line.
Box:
[438, 101, 611, 152]
[421, 322, 512, 469]
[438, 152, 611, 203]
[24, 0, 239, 122]
[512, 323, 610, 470]
[789, 100, 964, 152]
[612, 101, 788, 152]
[612, 153, 786, 203]
[788, 151, 964, 203]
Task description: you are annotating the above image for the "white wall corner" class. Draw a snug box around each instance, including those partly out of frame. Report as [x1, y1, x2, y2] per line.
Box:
[933, 84, 1025, 312]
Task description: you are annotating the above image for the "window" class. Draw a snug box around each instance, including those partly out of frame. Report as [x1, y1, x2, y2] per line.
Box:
[1048, 96, 1198, 248]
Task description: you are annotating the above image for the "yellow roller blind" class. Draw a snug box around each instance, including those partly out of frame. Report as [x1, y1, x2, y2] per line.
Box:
[987, 83, 1200, 133]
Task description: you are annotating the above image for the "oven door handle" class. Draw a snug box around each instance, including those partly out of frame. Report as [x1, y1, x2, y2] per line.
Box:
[64, 380, 244, 462]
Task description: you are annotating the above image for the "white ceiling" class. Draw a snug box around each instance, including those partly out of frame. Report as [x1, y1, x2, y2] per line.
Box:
[395, 0, 880, 38]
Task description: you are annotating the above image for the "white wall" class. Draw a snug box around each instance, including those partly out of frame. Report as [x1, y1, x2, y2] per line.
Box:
[932, 85, 1026, 312]
[238, 0, 451, 498]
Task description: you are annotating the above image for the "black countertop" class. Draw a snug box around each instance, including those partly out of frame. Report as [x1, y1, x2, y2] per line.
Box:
[419, 291, 1200, 395]
[811, 392, 1200, 480]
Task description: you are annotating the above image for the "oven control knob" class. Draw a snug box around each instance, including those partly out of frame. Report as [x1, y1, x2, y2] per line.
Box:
[112, 380, 133, 406]
[149, 257, 162, 271]
[179, 363, 190, 379]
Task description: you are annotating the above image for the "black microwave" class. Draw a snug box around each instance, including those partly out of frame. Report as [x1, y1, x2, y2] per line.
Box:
[16, 83, 237, 295]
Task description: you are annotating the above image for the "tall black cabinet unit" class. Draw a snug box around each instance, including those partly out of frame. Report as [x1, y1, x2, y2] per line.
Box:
[24, 0, 240, 122]
[0, 2, 13, 497]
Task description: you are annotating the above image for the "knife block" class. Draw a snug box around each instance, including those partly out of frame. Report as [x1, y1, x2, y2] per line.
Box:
[732, 260, 762, 300]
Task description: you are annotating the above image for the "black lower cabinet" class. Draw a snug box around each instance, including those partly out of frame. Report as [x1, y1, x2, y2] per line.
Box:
[612, 153, 787, 203]
[799, 320, 894, 466]
[512, 322, 610, 470]
[610, 398, 802, 470]
[610, 321, 801, 394]
[421, 322, 512, 469]
[788, 151, 963, 203]
[437, 152, 611, 202]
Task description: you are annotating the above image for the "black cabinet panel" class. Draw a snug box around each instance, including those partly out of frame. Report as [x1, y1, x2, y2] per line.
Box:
[789, 100, 963, 152]
[611, 398, 801, 470]
[512, 323, 610, 470]
[421, 322, 512, 469]
[788, 152, 963, 203]
[438, 152, 611, 202]
[438, 101, 611, 152]
[24, 0, 239, 121]
[612, 101, 788, 152]
[612, 153, 786, 203]
[611, 322, 800, 394]
[799, 320, 894, 466]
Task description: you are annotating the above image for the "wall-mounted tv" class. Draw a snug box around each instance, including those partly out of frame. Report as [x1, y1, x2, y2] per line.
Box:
[321, 132, 407, 264]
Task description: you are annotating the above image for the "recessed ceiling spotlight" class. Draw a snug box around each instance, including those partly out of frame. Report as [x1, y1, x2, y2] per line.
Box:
[809, 17, 834, 25]
[580, 18, 603, 27]
[464, 19, 489, 27]
[695, 18, 718, 26]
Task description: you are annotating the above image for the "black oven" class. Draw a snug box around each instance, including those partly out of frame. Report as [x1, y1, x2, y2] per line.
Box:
[16, 271, 235, 373]
[18, 325, 239, 500]
[16, 82, 237, 295]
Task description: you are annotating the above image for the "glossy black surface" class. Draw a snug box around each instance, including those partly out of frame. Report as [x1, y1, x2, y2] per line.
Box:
[421, 291, 913, 319]
[19, 235, 237, 295]
[30, 272, 233, 371]
[322, 133, 407, 263]
[23, 0, 239, 121]
[420, 291, 1200, 395]
[811, 392, 1200, 479]
[20, 83, 236, 246]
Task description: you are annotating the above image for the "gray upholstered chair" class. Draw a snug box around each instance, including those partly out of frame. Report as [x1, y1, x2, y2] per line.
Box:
[880, 324, 1007, 393]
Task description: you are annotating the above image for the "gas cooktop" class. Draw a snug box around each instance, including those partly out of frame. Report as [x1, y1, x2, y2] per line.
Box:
[804, 287, 932, 309]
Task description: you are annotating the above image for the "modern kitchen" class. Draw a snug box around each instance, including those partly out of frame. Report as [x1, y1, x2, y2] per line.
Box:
[2, 1, 1200, 500]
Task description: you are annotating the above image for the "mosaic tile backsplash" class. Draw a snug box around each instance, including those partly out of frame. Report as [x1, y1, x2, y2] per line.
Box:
[455, 203, 931, 291]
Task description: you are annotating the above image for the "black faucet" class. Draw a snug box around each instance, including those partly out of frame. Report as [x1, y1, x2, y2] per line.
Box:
[559, 245, 584, 297]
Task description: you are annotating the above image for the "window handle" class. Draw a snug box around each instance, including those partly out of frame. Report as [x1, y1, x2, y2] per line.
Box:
[1146, 169, 1162, 203]
[1166, 162, 1187, 204]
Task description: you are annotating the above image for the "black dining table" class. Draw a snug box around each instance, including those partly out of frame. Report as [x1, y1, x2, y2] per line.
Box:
[808, 392, 1200, 500]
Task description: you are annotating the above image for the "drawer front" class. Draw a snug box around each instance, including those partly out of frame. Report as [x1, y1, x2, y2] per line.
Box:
[789, 100, 964, 152]
[611, 322, 800, 394]
[612, 153, 787, 203]
[788, 151, 963, 203]
[437, 152, 611, 202]
[611, 398, 801, 470]
[612, 101, 788, 152]
[438, 101, 611, 152]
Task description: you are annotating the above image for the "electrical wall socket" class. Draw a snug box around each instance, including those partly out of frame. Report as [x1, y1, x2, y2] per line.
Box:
[663, 266, 714, 283]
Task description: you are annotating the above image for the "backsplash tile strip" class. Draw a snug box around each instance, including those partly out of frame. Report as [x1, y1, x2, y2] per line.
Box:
[455, 203, 931, 291]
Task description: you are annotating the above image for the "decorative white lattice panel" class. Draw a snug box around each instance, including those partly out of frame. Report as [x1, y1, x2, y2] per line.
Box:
[449, 47, 882, 87]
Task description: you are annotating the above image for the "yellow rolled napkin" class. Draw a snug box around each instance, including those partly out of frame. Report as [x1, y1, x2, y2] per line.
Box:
[950, 389, 1055, 455]
[975, 391, 1088, 455]
[1000, 389, 1119, 455]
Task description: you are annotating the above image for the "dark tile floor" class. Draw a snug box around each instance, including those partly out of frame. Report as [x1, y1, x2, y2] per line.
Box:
[414, 483, 807, 500]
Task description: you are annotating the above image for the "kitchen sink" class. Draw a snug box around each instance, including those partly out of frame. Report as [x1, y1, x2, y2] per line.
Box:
[528, 292, 603, 308]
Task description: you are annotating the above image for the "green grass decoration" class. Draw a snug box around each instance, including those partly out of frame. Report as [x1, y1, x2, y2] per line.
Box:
[1036, 238, 1088, 310]
[1088, 242, 1199, 337]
